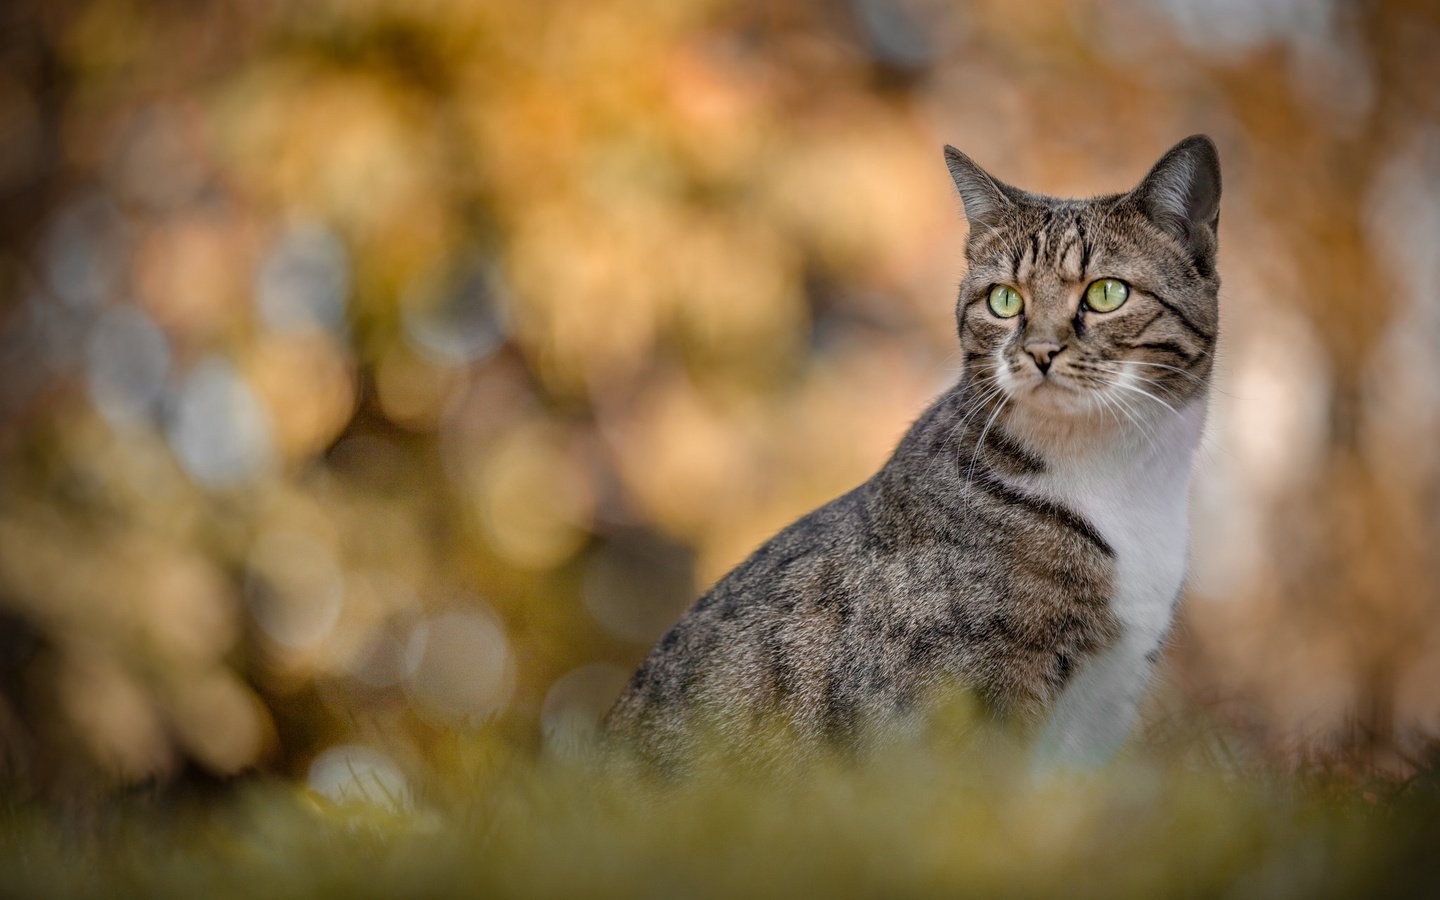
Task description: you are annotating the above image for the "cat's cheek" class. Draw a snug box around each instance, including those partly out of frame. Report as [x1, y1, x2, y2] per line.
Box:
[967, 315, 1017, 343]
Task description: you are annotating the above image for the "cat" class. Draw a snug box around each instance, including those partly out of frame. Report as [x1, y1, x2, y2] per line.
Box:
[605, 136, 1221, 769]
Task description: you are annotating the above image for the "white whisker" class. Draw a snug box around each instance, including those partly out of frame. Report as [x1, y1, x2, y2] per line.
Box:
[1100, 384, 1156, 448]
[948, 382, 1009, 449]
[964, 394, 1011, 489]
[1109, 377, 1180, 418]
[1122, 360, 1206, 384]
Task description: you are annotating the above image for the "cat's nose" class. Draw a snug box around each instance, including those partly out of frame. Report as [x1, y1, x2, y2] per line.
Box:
[1024, 342, 1064, 374]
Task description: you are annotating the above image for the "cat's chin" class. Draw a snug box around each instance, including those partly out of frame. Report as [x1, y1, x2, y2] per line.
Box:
[1006, 386, 1133, 454]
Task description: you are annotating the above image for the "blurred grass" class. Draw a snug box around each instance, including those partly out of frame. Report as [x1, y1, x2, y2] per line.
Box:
[4, 721, 1440, 900]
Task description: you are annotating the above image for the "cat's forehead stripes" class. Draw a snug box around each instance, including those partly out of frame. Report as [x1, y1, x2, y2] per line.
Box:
[1056, 212, 1091, 282]
[971, 203, 1098, 286]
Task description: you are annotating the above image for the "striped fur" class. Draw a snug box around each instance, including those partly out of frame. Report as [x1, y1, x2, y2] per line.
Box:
[606, 137, 1222, 769]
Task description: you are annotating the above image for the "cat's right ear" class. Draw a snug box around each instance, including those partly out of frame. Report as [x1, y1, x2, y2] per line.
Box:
[944, 145, 1019, 227]
[1127, 135, 1222, 252]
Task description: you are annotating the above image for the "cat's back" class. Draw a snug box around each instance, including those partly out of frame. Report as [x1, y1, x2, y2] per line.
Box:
[603, 486, 873, 755]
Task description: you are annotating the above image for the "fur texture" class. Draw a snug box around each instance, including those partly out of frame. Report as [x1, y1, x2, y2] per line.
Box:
[605, 136, 1222, 768]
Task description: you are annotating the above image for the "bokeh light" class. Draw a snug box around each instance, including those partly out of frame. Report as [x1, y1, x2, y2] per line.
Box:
[167, 357, 275, 487]
[404, 606, 514, 725]
[255, 223, 351, 336]
[307, 744, 411, 812]
[541, 662, 632, 758]
[85, 305, 170, 426]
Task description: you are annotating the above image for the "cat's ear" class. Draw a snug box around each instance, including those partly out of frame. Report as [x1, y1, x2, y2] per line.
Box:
[1128, 135, 1221, 250]
[944, 145, 1020, 227]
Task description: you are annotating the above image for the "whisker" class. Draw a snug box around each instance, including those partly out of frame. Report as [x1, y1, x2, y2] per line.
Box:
[1103, 385, 1154, 444]
[1121, 360, 1206, 385]
[944, 378, 1009, 446]
[1090, 386, 1124, 432]
[1086, 362, 1186, 410]
[1125, 357, 1246, 401]
[1109, 377, 1180, 418]
[964, 395, 1011, 490]
[948, 383, 1008, 448]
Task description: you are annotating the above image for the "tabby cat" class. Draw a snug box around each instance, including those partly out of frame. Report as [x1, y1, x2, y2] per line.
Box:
[605, 136, 1222, 768]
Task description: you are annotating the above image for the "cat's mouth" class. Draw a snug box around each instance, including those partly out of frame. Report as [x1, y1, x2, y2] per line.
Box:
[995, 355, 1116, 419]
[1005, 365, 1105, 415]
[1009, 363, 1077, 393]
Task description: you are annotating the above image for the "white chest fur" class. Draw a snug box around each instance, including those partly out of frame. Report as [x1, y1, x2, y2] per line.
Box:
[1018, 396, 1208, 766]
[1030, 399, 1205, 640]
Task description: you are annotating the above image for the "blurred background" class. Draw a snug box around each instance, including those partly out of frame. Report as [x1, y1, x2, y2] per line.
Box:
[0, 0, 1436, 802]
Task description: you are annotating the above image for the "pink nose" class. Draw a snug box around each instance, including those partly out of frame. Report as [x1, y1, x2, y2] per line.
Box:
[1024, 342, 1064, 374]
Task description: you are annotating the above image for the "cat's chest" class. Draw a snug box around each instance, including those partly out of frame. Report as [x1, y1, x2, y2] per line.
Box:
[1016, 403, 1205, 640]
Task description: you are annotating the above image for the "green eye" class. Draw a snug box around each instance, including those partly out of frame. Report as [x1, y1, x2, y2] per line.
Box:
[987, 285, 1023, 319]
[1085, 278, 1129, 312]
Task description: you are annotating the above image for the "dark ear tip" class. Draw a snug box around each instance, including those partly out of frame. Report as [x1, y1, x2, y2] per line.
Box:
[1175, 134, 1221, 169]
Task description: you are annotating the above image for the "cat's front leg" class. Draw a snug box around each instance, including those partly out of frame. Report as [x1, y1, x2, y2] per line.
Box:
[1031, 629, 1161, 769]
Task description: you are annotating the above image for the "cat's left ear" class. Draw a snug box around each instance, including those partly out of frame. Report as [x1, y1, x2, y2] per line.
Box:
[944, 145, 1022, 228]
[1128, 135, 1221, 252]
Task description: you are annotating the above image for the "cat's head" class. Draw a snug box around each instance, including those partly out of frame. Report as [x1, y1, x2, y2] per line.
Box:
[946, 136, 1221, 422]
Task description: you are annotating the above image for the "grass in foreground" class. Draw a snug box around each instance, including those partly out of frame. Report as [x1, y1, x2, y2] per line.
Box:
[3, 711, 1440, 900]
